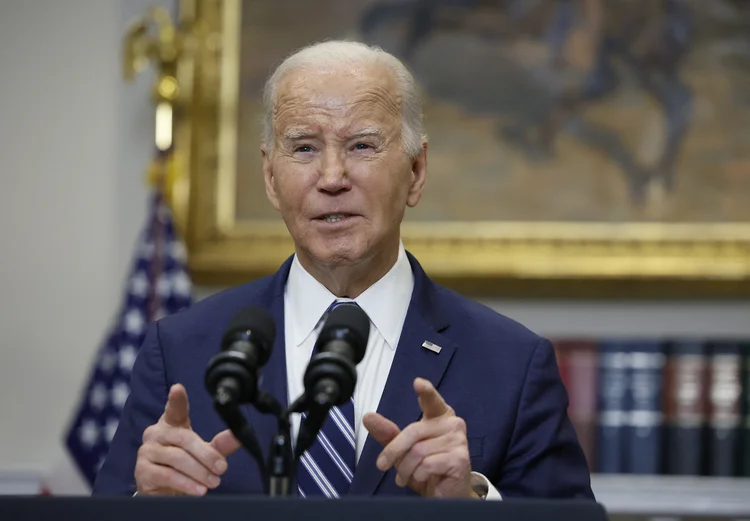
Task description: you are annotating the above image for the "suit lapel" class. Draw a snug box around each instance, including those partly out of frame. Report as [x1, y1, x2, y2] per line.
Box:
[241, 257, 293, 462]
[262, 287, 290, 409]
[348, 253, 457, 496]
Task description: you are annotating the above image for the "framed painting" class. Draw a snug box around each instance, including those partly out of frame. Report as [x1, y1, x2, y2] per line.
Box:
[170, 0, 750, 297]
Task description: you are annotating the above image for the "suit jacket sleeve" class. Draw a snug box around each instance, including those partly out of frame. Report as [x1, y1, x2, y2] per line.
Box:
[497, 338, 595, 500]
[92, 322, 169, 495]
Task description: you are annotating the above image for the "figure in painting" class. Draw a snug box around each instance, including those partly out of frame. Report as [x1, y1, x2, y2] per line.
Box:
[359, 0, 695, 204]
[529, 0, 695, 202]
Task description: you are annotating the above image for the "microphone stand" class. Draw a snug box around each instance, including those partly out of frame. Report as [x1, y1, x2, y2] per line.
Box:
[256, 391, 303, 497]
[264, 393, 308, 497]
[260, 389, 337, 497]
[212, 384, 270, 495]
[213, 385, 329, 498]
[273, 378, 352, 492]
[210, 371, 351, 497]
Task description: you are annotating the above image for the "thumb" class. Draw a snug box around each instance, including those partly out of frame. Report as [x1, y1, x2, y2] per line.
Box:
[362, 412, 401, 447]
[163, 384, 191, 428]
[210, 429, 242, 457]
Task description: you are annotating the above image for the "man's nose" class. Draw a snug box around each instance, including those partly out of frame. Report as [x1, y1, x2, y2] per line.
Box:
[316, 148, 351, 193]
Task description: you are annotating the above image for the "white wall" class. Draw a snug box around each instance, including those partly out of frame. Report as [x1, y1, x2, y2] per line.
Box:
[477, 299, 750, 339]
[0, 0, 171, 491]
[0, 0, 119, 477]
[0, 0, 748, 495]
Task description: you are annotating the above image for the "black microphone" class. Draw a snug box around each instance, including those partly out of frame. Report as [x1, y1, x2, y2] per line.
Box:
[204, 306, 276, 405]
[295, 302, 369, 457]
[204, 306, 276, 495]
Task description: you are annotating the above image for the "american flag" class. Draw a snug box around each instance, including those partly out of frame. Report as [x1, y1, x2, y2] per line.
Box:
[64, 189, 192, 487]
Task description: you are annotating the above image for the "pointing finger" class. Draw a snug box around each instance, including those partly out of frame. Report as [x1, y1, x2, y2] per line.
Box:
[414, 378, 451, 420]
[163, 384, 191, 428]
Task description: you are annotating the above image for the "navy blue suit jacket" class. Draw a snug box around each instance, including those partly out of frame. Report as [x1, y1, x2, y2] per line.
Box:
[93, 252, 594, 499]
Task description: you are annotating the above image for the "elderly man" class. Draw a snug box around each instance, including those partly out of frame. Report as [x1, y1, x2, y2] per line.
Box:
[93, 40, 594, 500]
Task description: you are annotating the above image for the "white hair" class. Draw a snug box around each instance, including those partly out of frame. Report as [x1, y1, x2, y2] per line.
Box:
[261, 40, 427, 159]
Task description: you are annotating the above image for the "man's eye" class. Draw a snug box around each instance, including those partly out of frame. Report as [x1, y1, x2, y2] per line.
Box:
[354, 143, 371, 150]
[295, 145, 313, 153]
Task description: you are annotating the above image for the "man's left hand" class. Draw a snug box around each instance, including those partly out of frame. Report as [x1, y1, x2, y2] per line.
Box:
[362, 377, 477, 499]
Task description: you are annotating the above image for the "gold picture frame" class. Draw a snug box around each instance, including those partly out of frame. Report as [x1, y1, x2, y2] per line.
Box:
[169, 0, 750, 298]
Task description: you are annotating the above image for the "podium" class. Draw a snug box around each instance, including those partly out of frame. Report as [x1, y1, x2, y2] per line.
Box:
[0, 496, 608, 521]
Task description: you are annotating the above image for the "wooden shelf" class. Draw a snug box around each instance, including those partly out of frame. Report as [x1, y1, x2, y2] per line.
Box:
[592, 474, 750, 516]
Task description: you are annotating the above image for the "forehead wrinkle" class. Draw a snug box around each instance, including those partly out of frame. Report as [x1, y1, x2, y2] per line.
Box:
[351, 84, 402, 121]
[272, 74, 404, 149]
[274, 67, 402, 115]
[276, 101, 397, 142]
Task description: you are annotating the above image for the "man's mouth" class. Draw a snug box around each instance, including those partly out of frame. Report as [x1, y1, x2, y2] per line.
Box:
[317, 213, 356, 223]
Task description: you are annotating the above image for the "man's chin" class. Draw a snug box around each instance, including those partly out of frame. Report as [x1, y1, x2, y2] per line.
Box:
[315, 250, 363, 268]
[305, 241, 366, 268]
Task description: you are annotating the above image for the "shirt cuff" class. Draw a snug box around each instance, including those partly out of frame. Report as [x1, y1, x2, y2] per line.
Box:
[470, 471, 502, 501]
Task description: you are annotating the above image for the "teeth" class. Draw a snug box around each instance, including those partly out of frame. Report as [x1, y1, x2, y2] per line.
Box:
[323, 214, 348, 223]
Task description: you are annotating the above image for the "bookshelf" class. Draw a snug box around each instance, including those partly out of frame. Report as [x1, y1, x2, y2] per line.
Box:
[551, 338, 749, 476]
[549, 337, 750, 518]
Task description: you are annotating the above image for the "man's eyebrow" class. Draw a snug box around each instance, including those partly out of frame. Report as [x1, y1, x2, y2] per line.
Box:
[281, 127, 385, 141]
[282, 128, 317, 140]
[349, 127, 385, 139]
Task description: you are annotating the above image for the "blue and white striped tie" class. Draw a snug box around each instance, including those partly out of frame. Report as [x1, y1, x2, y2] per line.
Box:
[297, 300, 358, 498]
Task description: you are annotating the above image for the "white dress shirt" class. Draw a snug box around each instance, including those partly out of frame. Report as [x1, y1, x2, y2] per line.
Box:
[284, 241, 413, 460]
[283, 241, 501, 500]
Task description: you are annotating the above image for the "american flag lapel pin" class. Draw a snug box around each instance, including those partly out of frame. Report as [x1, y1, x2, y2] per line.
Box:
[422, 340, 442, 354]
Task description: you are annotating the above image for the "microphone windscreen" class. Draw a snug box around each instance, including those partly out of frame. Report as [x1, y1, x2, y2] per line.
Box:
[221, 306, 276, 362]
[322, 303, 370, 363]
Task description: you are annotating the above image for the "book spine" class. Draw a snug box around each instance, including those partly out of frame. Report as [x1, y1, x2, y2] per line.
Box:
[564, 340, 599, 472]
[708, 341, 743, 477]
[624, 340, 665, 475]
[663, 340, 708, 475]
[597, 341, 630, 473]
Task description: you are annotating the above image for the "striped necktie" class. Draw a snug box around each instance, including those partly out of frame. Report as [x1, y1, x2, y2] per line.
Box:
[296, 300, 359, 498]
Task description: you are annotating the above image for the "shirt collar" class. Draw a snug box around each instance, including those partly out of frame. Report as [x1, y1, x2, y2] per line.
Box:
[285, 241, 414, 350]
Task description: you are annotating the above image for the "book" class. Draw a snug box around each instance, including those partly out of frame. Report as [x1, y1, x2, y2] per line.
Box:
[597, 340, 630, 473]
[624, 340, 665, 474]
[553, 339, 598, 472]
[707, 341, 743, 476]
[663, 339, 708, 475]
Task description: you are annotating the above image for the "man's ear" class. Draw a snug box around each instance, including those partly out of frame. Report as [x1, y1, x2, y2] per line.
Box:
[406, 142, 428, 208]
[262, 144, 281, 211]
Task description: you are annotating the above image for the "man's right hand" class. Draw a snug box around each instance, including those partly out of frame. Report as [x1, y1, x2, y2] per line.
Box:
[134, 383, 241, 495]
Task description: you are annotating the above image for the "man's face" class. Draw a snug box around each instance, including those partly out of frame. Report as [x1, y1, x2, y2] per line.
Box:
[262, 64, 427, 269]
